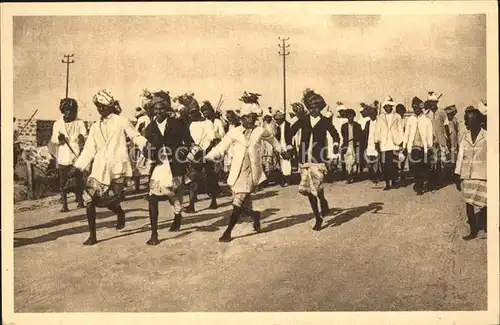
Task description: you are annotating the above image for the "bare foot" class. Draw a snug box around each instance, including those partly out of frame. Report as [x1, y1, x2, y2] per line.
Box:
[60, 206, 69, 213]
[83, 236, 97, 245]
[313, 217, 323, 231]
[146, 236, 159, 246]
[219, 232, 232, 242]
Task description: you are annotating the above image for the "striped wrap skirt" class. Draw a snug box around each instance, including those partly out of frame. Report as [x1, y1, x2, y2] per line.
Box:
[462, 179, 487, 208]
[298, 163, 328, 197]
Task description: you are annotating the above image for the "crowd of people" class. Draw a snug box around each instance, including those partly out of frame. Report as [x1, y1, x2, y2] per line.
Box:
[44, 87, 488, 245]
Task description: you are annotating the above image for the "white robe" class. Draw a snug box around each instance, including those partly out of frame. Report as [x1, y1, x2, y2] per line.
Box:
[50, 117, 87, 166]
[74, 113, 147, 186]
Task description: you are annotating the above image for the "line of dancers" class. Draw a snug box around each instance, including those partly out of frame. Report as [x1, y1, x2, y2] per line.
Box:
[49, 88, 487, 245]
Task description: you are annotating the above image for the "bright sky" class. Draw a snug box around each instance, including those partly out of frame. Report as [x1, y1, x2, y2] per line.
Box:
[13, 14, 486, 121]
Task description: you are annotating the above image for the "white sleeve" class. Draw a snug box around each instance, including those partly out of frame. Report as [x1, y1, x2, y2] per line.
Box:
[50, 120, 61, 144]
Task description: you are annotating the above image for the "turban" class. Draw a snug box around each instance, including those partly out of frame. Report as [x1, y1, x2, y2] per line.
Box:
[444, 105, 457, 114]
[174, 92, 199, 113]
[382, 95, 395, 108]
[201, 101, 215, 112]
[240, 102, 261, 117]
[344, 108, 356, 117]
[478, 100, 487, 116]
[239, 91, 261, 105]
[303, 88, 327, 110]
[427, 91, 440, 102]
[59, 98, 78, 113]
[273, 109, 285, 120]
[93, 89, 116, 107]
[411, 96, 424, 108]
[151, 90, 171, 107]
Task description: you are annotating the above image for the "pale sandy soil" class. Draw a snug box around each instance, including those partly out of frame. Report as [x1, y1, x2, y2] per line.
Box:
[13, 180, 487, 312]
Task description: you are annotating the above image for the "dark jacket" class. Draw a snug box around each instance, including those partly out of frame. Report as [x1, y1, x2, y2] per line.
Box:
[143, 117, 194, 177]
[287, 116, 340, 164]
[340, 122, 363, 157]
[275, 120, 292, 144]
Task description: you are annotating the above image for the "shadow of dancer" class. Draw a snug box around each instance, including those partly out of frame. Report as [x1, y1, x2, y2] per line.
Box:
[325, 202, 384, 228]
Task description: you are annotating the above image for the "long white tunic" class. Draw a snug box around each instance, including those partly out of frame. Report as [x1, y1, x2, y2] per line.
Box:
[190, 120, 215, 151]
[74, 113, 147, 185]
[50, 117, 87, 166]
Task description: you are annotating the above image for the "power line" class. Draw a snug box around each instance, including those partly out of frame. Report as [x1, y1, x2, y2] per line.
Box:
[61, 54, 74, 98]
[278, 37, 290, 116]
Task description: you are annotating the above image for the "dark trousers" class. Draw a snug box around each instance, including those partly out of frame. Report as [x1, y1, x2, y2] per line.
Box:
[409, 147, 428, 190]
[381, 151, 398, 184]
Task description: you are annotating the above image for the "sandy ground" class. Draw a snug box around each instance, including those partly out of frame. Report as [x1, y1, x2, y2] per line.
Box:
[13, 180, 487, 312]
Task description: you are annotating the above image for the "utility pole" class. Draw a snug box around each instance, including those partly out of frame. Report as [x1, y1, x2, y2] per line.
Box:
[61, 54, 74, 98]
[278, 37, 290, 116]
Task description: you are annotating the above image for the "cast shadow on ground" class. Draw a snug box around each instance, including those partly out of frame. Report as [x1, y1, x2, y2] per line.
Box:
[14, 208, 148, 234]
[233, 201, 385, 240]
[194, 190, 280, 212]
[13, 208, 148, 248]
[324, 202, 384, 228]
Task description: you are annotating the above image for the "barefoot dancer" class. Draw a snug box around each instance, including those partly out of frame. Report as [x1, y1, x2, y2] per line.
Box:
[72, 90, 148, 245]
[142, 91, 195, 245]
[287, 89, 340, 231]
[50, 98, 87, 212]
[205, 93, 289, 242]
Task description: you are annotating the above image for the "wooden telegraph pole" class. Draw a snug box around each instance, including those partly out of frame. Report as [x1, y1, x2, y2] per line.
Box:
[278, 37, 290, 116]
[61, 54, 74, 98]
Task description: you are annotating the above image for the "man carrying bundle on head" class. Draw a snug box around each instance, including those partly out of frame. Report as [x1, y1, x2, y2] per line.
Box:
[71, 90, 148, 245]
[205, 92, 290, 242]
[50, 97, 87, 212]
[286, 89, 341, 231]
[142, 91, 195, 245]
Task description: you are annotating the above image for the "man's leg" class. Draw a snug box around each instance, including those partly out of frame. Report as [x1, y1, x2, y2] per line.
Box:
[463, 203, 478, 240]
[219, 192, 248, 242]
[58, 166, 70, 212]
[204, 161, 219, 209]
[74, 168, 85, 208]
[147, 195, 160, 245]
[168, 183, 184, 232]
[83, 201, 97, 245]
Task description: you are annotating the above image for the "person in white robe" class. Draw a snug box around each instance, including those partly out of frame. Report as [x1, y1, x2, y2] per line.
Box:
[273, 109, 293, 186]
[184, 104, 218, 213]
[72, 89, 148, 246]
[50, 98, 87, 212]
[205, 100, 289, 243]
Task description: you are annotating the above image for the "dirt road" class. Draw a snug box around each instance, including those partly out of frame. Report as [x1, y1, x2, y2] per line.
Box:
[13, 180, 487, 312]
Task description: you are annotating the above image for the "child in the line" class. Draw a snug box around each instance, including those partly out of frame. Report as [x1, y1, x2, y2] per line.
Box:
[454, 107, 487, 240]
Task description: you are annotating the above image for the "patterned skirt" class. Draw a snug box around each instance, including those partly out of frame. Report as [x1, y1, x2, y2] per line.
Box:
[149, 164, 184, 197]
[462, 179, 487, 208]
[83, 177, 127, 208]
[298, 163, 328, 197]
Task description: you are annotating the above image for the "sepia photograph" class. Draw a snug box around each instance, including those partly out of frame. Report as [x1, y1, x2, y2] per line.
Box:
[2, 2, 499, 325]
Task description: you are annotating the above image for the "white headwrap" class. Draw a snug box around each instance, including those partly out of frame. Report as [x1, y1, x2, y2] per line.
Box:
[427, 91, 440, 102]
[382, 95, 395, 108]
[240, 102, 261, 117]
[93, 89, 116, 107]
[478, 100, 487, 116]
